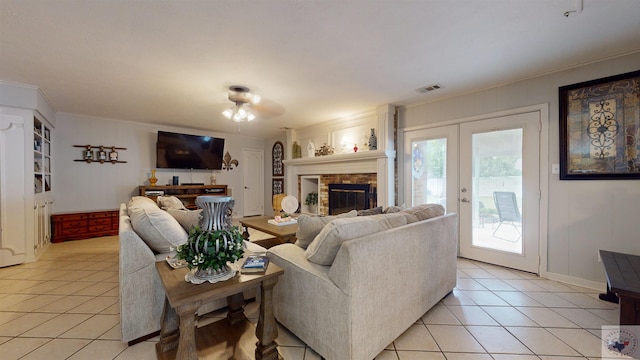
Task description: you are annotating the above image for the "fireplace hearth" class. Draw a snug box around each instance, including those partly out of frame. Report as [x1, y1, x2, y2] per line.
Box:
[328, 184, 375, 215]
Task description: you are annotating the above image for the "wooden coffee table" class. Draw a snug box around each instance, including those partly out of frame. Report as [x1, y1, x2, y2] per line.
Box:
[155, 261, 284, 360]
[239, 216, 298, 249]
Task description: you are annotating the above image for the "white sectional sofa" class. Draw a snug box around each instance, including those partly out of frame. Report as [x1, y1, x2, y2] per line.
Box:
[267, 205, 458, 360]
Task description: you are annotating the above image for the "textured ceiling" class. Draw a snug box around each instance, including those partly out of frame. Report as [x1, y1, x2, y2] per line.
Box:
[1, 0, 639, 138]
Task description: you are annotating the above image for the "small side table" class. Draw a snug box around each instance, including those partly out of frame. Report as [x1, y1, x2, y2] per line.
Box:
[155, 261, 284, 360]
[599, 250, 640, 325]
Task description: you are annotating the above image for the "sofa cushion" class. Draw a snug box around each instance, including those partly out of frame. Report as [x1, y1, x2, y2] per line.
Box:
[305, 213, 409, 265]
[167, 209, 202, 231]
[129, 208, 187, 253]
[127, 196, 159, 215]
[157, 196, 187, 210]
[294, 210, 357, 249]
[356, 206, 383, 216]
[400, 203, 445, 220]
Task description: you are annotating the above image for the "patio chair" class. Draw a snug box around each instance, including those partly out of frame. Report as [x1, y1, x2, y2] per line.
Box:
[492, 191, 521, 242]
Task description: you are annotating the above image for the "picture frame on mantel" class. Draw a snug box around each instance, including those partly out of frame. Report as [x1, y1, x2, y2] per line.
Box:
[559, 70, 640, 180]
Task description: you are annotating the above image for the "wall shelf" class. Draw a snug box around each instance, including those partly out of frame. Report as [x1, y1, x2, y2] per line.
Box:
[73, 145, 127, 164]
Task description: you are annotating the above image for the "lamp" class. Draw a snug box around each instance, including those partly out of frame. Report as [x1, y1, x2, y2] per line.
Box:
[222, 85, 261, 123]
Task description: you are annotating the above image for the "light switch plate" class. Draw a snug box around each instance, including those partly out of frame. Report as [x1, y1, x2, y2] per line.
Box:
[552, 164, 560, 174]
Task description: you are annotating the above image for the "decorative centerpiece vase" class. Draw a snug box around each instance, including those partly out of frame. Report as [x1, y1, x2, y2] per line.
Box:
[148, 169, 158, 186]
[176, 226, 245, 284]
[368, 128, 377, 150]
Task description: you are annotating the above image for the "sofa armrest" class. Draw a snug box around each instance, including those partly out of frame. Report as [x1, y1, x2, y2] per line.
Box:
[267, 243, 334, 284]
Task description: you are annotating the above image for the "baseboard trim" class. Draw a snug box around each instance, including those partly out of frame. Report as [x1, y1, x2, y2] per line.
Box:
[545, 271, 606, 292]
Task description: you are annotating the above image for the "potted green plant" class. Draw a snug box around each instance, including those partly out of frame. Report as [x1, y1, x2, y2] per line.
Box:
[176, 225, 245, 283]
[305, 191, 318, 213]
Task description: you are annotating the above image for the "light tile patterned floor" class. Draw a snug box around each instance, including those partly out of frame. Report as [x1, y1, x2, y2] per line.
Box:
[0, 232, 629, 359]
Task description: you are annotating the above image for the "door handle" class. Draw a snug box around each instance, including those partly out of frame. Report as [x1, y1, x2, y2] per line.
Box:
[461, 197, 470, 203]
[244, 186, 250, 189]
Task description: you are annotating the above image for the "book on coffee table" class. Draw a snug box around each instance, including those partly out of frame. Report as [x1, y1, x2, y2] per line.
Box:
[241, 255, 269, 273]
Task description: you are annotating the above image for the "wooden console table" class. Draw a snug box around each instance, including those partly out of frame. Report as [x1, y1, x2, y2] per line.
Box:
[51, 210, 118, 242]
[599, 250, 640, 325]
[155, 261, 284, 360]
[139, 184, 227, 209]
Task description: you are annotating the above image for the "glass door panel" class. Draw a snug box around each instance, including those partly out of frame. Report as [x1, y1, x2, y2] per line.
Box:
[470, 129, 523, 254]
[403, 125, 458, 213]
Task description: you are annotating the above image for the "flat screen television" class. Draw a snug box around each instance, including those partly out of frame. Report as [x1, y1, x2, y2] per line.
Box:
[156, 131, 225, 170]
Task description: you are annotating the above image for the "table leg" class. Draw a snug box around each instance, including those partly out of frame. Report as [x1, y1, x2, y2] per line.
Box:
[255, 277, 279, 360]
[175, 301, 201, 360]
[227, 292, 246, 325]
[158, 297, 180, 352]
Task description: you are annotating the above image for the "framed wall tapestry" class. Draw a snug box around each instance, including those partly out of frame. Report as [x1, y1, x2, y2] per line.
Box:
[272, 178, 284, 196]
[559, 69, 640, 180]
[272, 141, 284, 177]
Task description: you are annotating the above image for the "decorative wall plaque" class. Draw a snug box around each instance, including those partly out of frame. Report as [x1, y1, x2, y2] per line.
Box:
[272, 141, 284, 176]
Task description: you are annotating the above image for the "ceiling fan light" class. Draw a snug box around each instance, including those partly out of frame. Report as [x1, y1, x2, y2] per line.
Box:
[223, 85, 259, 124]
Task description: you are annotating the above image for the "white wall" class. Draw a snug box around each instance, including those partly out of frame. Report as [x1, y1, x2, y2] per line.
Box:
[400, 51, 640, 284]
[54, 113, 264, 217]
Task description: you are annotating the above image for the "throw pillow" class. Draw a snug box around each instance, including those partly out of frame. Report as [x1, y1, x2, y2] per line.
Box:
[130, 208, 187, 253]
[167, 209, 202, 231]
[400, 203, 445, 221]
[127, 196, 159, 215]
[356, 206, 383, 216]
[384, 204, 407, 213]
[294, 210, 358, 249]
[157, 196, 187, 210]
[305, 213, 409, 265]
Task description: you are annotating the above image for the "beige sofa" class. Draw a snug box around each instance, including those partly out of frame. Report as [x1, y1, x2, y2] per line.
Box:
[267, 206, 458, 360]
[118, 196, 264, 344]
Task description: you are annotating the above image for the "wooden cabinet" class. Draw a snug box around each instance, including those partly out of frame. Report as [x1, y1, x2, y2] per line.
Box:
[51, 210, 119, 243]
[138, 185, 228, 209]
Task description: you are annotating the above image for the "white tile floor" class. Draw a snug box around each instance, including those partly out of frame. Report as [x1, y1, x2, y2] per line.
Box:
[0, 233, 630, 359]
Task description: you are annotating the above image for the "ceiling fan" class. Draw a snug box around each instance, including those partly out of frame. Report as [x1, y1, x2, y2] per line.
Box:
[222, 85, 261, 122]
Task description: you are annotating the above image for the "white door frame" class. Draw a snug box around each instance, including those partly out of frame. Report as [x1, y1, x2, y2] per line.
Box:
[401, 104, 549, 276]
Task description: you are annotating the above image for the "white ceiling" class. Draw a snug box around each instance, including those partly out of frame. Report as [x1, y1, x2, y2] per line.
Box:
[1, 0, 639, 138]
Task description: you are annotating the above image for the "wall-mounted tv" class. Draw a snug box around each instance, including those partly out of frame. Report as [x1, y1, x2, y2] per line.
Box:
[156, 131, 225, 170]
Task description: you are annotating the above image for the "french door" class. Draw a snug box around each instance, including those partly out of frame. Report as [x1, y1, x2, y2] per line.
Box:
[404, 111, 541, 273]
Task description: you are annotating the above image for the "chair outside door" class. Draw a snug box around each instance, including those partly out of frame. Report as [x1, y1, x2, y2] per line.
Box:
[493, 191, 521, 242]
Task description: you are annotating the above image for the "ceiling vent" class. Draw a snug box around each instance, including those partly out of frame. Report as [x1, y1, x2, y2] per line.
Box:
[416, 84, 442, 93]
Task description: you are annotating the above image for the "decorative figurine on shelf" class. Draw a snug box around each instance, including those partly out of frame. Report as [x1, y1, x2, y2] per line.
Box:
[293, 141, 302, 159]
[353, 144, 358, 153]
[148, 169, 158, 186]
[369, 128, 377, 150]
[83, 145, 93, 162]
[109, 147, 119, 162]
[315, 143, 335, 156]
[97, 146, 107, 163]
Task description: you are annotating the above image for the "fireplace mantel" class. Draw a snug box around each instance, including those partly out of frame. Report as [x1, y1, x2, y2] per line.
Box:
[283, 149, 394, 168]
[283, 149, 395, 208]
